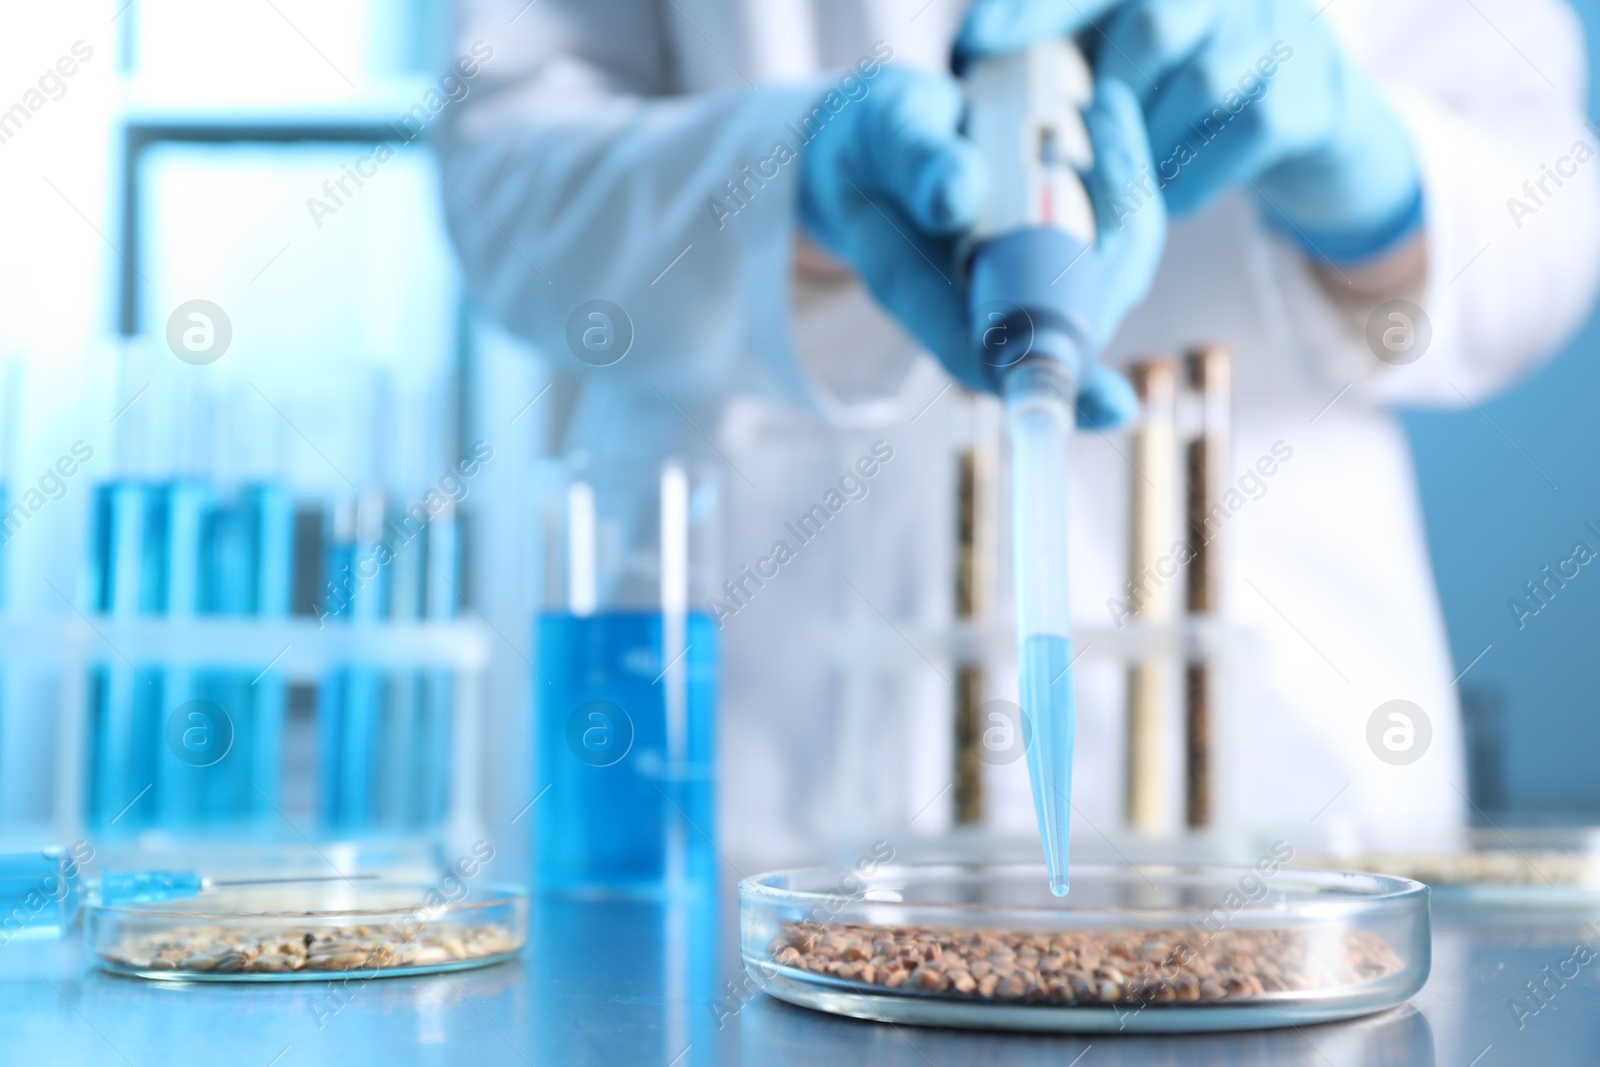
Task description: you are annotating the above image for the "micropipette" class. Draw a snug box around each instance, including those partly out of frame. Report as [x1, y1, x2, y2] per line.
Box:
[965, 39, 1103, 896]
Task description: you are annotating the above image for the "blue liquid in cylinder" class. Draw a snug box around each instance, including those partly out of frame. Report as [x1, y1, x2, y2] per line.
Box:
[535, 611, 717, 896]
[1020, 633, 1075, 896]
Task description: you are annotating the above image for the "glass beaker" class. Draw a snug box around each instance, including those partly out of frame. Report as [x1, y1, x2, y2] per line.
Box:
[531, 455, 719, 898]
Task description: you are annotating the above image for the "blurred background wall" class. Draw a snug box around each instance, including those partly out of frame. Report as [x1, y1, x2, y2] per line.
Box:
[1405, 0, 1600, 821]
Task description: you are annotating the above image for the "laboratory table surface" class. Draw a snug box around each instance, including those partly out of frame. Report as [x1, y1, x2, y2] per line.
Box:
[4, 892, 1599, 1066]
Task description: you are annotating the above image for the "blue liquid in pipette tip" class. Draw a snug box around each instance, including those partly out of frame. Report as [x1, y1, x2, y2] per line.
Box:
[1020, 633, 1075, 896]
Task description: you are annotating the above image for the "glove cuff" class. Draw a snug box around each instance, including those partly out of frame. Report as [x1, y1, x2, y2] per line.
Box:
[1257, 64, 1426, 267]
[1268, 184, 1425, 266]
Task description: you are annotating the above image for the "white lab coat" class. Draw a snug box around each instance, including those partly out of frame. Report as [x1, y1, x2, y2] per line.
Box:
[440, 0, 1600, 866]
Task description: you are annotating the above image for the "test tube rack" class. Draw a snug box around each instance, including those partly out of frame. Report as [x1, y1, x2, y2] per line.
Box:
[0, 466, 494, 855]
[830, 348, 1241, 846]
[0, 610, 491, 849]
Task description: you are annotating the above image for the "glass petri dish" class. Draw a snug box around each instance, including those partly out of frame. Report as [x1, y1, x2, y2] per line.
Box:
[87, 880, 527, 982]
[739, 863, 1429, 1033]
[1295, 827, 1600, 908]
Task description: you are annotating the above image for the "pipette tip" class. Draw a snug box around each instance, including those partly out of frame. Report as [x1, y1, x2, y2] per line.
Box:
[1049, 879, 1070, 898]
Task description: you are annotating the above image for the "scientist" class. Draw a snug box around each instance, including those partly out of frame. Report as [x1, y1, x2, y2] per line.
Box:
[440, 0, 1600, 859]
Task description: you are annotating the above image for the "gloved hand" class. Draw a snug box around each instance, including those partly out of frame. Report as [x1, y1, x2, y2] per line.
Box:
[799, 67, 1164, 425]
[955, 0, 1424, 264]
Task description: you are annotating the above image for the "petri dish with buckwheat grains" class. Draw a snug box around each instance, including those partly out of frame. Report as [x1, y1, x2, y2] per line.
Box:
[739, 863, 1429, 1033]
[89, 880, 527, 981]
[1294, 826, 1600, 908]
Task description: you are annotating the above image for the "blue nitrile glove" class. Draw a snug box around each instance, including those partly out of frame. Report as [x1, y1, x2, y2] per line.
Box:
[955, 0, 1424, 265]
[798, 67, 1164, 425]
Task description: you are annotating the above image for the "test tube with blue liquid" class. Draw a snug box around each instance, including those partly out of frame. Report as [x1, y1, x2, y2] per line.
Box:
[190, 481, 295, 825]
[317, 493, 390, 832]
[534, 457, 718, 897]
[87, 478, 164, 833]
[154, 476, 211, 827]
[416, 499, 459, 829]
[242, 483, 295, 820]
[88, 347, 172, 832]
[372, 493, 458, 832]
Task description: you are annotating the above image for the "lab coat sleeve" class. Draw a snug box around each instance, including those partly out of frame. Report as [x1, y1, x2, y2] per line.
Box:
[437, 0, 827, 408]
[1274, 0, 1600, 406]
